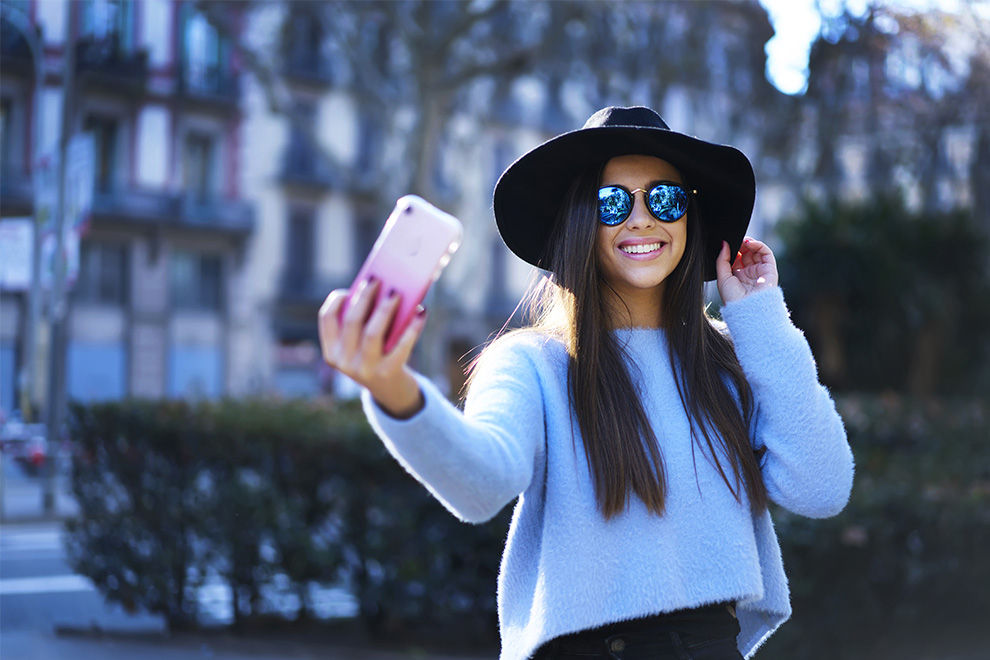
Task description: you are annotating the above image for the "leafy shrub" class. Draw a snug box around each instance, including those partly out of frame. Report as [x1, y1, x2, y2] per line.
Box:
[775, 196, 990, 396]
[761, 394, 989, 658]
[64, 397, 509, 637]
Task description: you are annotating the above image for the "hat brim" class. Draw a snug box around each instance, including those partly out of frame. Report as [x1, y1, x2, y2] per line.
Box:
[493, 125, 755, 281]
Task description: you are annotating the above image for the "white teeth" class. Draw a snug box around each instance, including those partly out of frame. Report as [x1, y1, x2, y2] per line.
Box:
[620, 242, 663, 254]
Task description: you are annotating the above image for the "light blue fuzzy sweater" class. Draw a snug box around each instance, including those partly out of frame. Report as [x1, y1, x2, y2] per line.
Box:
[361, 287, 854, 660]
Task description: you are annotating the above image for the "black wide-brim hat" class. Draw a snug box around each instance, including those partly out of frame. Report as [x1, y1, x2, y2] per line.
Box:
[493, 106, 756, 281]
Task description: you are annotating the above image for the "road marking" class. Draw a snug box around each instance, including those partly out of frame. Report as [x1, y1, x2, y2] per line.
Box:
[0, 529, 63, 549]
[0, 574, 94, 595]
[0, 528, 64, 555]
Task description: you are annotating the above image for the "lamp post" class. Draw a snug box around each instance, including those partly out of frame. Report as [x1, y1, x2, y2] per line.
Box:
[40, 1, 80, 514]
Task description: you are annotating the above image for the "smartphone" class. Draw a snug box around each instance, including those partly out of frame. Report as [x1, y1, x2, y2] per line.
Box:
[338, 195, 463, 353]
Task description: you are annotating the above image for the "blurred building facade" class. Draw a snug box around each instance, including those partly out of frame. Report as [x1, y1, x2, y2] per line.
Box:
[2, 0, 986, 413]
[1, 0, 254, 412]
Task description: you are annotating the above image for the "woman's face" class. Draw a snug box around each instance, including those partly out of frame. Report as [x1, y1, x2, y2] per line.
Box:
[595, 155, 688, 321]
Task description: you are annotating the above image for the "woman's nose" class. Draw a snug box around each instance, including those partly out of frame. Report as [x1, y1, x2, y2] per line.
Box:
[625, 191, 656, 230]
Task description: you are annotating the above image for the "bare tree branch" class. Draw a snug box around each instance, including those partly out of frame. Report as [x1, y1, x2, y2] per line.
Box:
[438, 44, 540, 92]
[315, 2, 397, 106]
[435, 0, 509, 55]
[195, 0, 348, 175]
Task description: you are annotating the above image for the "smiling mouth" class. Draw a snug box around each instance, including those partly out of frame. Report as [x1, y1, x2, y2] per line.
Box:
[619, 242, 665, 255]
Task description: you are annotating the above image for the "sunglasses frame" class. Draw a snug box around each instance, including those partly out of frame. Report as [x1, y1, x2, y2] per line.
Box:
[598, 181, 698, 226]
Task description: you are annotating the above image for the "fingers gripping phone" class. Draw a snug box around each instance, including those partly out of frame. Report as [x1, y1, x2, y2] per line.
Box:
[338, 195, 463, 353]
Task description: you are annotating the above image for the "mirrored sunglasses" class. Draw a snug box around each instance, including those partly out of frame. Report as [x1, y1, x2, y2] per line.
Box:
[598, 182, 696, 226]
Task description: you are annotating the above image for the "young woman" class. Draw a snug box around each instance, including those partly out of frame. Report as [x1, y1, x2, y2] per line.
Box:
[317, 106, 854, 660]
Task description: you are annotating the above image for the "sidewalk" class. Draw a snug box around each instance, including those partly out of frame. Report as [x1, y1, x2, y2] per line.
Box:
[0, 451, 77, 523]
[0, 475, 78, 524]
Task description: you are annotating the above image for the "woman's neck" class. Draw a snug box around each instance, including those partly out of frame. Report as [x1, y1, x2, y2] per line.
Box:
[604, 283, 666, 329]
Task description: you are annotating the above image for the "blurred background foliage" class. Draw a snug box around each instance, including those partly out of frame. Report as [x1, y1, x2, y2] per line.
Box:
[776, 195, 990, 397]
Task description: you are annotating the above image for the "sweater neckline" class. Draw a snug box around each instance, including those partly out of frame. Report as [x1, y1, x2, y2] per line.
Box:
[612, 326, 667, 334]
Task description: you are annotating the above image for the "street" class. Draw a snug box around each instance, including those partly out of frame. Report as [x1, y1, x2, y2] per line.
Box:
[1, 453, 167, 659]
[1, 519, 174, 659]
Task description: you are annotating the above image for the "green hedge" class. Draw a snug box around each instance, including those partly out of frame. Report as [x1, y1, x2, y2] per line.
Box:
[64, 397, 509, 638]
[65, 394, 988, 655]
[760, 395, 989, 658]
[775, 196, 990, 397]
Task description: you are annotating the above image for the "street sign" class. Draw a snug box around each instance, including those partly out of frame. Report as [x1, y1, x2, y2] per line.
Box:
[34, 133, 95, 291]
[0, 219, 33, 291]
[66, 132, 95, 234]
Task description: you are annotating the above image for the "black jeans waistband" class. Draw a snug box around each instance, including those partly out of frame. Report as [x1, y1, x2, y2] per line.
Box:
[537, 602, 740, 658]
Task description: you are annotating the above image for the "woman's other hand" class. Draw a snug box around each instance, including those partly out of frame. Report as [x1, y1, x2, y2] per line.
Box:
[715, 237, 779, 304]
[317, 278, 427, 418]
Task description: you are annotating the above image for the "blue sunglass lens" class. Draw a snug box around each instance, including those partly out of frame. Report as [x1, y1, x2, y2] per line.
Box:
[648, 184, 689, 222]
[598, 186, 632, 226]
[598, 183, 690, 225]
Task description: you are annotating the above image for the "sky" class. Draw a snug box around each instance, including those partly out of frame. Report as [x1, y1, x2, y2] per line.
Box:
[757, 0, 990, 94]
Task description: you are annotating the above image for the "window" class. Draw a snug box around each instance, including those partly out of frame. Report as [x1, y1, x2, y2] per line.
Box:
[1, 340, 15, 414]
[353, 208, 379, 272]
[85, 116, 119, 193]
[68, 341, 126, 402]
[0, 3, 30, 69]
[0, 98, 12, 174]
[284, 103, 317, 175]
[286, 11, 324, 71]
[285, 208, 315, 291]
[4, 0, 30, 15]
[488, 236, 507, 309]
[356, 114, 383, 173]
[184, 10, 221, 92]
[183, 133, 215, 202]
[82, 0, 130, 41]
[75, 241, 128, 305]
[171, 250, 223, 310]
[274, 340, 320, 397]
[168, 344, 222, 399]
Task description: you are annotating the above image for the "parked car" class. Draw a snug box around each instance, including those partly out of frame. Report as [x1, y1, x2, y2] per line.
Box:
[0, 412, 50, 476]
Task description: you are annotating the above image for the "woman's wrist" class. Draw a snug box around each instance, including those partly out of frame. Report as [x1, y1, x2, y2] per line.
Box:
[370, 369, 425, 420]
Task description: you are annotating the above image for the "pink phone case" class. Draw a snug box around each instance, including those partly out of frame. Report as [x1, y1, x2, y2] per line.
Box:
[339, 195, 463, 353]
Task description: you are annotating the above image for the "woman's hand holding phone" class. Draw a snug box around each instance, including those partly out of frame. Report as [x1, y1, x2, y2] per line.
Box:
[317, 195, 461, 419]
[318, 278, 427, 419]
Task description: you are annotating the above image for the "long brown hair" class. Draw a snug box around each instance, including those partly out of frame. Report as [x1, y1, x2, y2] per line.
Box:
[473, 162, 768, 518]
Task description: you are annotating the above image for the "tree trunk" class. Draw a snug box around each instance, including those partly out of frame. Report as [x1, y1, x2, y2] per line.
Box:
[406, 91, 456, 389]
[811, 295, 846, 388]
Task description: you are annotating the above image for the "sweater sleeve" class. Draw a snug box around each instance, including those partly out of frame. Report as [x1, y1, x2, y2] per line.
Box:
[360, 334, 547, 524]
[720, 287, 854, 519]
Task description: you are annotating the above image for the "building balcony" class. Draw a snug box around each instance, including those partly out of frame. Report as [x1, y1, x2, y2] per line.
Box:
[277, 271, 343, 307]
[178, 194, 255, 235]
[281, 53, 334, 88]
[75, 36, 149, 95]
[278, 142, 338, 191]
[90, 188, 254, 237]
[275, 271, 346, 341]
[176, 64, 240, 112]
